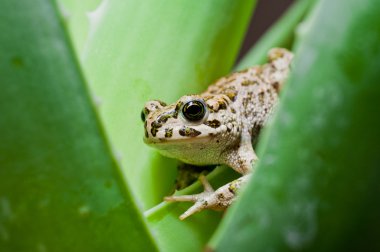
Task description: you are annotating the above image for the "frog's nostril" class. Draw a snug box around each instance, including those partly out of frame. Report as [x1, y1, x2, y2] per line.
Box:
[141, 110, 146, 122]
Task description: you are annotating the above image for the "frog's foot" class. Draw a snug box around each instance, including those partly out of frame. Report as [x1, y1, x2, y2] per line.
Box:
[165, 175, 250, 220]
[164, 175, 216, 220]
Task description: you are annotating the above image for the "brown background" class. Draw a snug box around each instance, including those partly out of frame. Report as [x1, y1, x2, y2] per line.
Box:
[237, 0, 294, 61]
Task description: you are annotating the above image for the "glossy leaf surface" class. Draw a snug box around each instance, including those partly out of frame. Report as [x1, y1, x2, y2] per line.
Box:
[0, 1, 156, 251]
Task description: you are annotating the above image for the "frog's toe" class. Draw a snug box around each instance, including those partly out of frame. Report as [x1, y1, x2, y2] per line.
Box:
[164, 191, 215, 220]
[177, 190, 225, 220]
[164, 174, 214, 203]
[198, 174, 214, 193]
[164, 194, 197, 202]
[179, 200, 208, 220]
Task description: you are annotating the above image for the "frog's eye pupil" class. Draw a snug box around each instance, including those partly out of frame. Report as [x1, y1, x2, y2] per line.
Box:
[141, 110, 146, 122]
[182, 100, 206, 121]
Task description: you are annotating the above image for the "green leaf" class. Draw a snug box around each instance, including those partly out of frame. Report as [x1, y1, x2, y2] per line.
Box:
[210, 0, 380, 251]
[0, 0, 156, 251]
[58, 0, 101, 54]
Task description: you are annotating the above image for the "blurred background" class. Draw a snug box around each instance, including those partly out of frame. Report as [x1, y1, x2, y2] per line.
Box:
[238, 0, 293, 61]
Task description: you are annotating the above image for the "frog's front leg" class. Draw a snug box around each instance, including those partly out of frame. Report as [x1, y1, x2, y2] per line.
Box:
[165, 174, 251, 220]
[156, 129, 257, 220]
[165, 136, 256, 220]
[222, 133, 258, 175]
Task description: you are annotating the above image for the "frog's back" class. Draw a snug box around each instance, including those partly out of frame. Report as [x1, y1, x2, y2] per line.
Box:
[202, 48, 293, 136]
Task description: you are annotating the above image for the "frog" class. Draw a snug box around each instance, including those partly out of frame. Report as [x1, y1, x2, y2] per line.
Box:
[141, 48, 293, 220]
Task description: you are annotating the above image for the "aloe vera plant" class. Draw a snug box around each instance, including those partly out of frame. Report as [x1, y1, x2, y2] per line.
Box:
[1, 0, 379, 251]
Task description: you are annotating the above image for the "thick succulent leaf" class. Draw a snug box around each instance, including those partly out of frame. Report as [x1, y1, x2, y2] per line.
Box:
[58, 0, 101, 54]
[0, 0, 156, 251]
[210, 0, 380, 251]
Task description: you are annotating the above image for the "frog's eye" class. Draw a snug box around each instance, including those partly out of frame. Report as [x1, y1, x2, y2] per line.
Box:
[182, 100, 206, 122]
[140, 110, 146, 122]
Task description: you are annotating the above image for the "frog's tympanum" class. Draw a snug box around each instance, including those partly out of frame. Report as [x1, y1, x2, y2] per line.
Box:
[142, 48, 293, 220]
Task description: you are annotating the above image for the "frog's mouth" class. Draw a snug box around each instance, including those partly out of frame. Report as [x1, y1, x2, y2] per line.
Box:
[143, 133, 213, 145]
[144, 123, 221, 145]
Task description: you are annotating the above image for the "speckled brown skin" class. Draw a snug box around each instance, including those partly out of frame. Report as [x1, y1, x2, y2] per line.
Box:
[143, 48, 293, 219]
